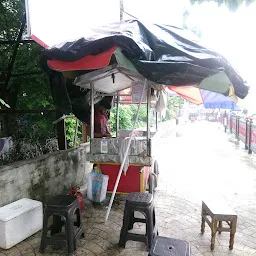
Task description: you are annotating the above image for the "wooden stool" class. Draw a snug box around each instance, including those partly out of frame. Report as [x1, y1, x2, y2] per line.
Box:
[201, 200, 237, 250]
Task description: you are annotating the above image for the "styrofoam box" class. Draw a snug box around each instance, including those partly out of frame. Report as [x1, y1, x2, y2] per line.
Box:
[0, 198, 43, 249]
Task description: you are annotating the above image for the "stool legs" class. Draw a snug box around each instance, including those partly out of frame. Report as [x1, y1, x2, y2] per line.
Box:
[119, 207, 131, 247]
[40, 208, 83, 255]
[229, 217, 237, 250]
[145, 209, 154, 250]
[65, 212, 75, 254]
[119, 206, 157, 250]
[201, 210, 206, 234]
[75, 208, 85, 238]
[74, 209, 81, 227]
[51, 215, 63, 235]
[40, 212, 50, 253]
[218, 221, 222, 234]
[128, 211, 134, 230]
[210, 217, 217, 250]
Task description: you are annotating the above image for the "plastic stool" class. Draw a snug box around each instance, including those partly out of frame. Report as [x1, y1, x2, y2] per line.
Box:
[119, 192, 158, 250]
[149, 236, 190, 256]
[40, 195, 84, 255]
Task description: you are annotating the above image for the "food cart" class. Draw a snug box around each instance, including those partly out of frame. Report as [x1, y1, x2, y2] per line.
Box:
[28, 15, 248, 220]
[74, 64, 160, 196]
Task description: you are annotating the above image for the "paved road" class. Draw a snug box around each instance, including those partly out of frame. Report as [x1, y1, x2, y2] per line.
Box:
[1, 121, 256, 256]
[155, 121, 256, 256]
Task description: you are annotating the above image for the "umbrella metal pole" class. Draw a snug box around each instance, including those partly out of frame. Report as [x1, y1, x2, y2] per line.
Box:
[90, 83, 95, 152]
[156, 111, 158, 131]
[73, 118, 78, 146]
[147, 83, 151, 156]
[105, 79, 147, 222]
[116, 93, 120, 137]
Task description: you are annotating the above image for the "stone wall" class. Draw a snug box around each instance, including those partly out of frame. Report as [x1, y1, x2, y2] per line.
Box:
[0, 120, 176, 207]
[0, 143, 92, 207]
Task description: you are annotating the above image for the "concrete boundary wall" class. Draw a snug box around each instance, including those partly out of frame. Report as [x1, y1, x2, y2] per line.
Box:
[0, 120, 176, 207]
[0, 143, 92, 207]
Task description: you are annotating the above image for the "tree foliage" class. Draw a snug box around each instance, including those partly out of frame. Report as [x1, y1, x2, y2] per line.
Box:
[163, 96, 184, 121]
[0, 0, 57, 166]
[0, 0, 52, 109]
[65, 118, 82, 148]
[109, 97, 184, 134]
[109, 105, 148, 134]
[0, 0, 54, 139]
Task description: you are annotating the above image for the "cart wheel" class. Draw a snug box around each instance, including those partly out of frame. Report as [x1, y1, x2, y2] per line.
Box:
[149, 174, 155, 195]
[154, 161, 159, 176]
[153, 161, 159, 188]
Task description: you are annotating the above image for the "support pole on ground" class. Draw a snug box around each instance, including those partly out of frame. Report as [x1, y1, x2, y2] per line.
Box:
[224, 111, 227, 133]
[147, 82, 151, 156]
[116, 93, 120, 137]
[245, 119, 248, 150]
[236, 116, 240, 141]
[248, 119, 252, 154]
[90, 83, 95, 152]
[105, 79, 147, 222]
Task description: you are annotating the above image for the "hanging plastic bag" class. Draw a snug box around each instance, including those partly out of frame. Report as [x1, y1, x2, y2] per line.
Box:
[87, 168, 109, 203]
[156, 89, 167, 117]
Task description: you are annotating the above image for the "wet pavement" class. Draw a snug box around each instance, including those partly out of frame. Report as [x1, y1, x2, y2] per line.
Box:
[1, 121, 256, 256]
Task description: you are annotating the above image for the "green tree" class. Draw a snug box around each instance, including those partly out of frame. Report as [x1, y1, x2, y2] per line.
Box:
[65, 118, 82, 148]
[0, 0, 54, 138]
[109, 104, 149, 134]
[109, 97, 185, 134]
[110, 105, 134, 133]
[0, 0, 58, 166]
[163, 96, 184, 121]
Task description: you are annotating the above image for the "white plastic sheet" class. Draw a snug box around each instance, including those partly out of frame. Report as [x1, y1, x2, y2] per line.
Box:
[156, 89, 168, 117]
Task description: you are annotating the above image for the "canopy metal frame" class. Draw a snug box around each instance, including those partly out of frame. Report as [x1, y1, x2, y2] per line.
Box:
[74, 64, 146, 95]
[75, 64, 153, 144]
[75, 65, 155, 221]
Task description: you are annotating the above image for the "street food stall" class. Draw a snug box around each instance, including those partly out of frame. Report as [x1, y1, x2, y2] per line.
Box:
[74, 64, 161, 195]
[25, 7, 249, 219]
[21, 3, 251, 255]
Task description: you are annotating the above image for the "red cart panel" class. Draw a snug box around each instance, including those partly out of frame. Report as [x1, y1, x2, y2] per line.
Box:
[99, 164, 150, 194]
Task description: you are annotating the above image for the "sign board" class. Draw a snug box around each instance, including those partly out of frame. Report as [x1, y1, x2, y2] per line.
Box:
[131, 81, 147, 103]
[25, 0, 121, 48]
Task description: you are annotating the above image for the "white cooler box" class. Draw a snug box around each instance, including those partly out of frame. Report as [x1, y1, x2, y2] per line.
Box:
[0, 198, 43, 249]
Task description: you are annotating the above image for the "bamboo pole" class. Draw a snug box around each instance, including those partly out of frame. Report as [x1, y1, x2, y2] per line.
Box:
[74, 118, 79, 146]
[105, 79, 147, 222]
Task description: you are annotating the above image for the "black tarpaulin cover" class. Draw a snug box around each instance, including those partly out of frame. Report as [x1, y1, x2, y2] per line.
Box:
[45, 19, 249, 99]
